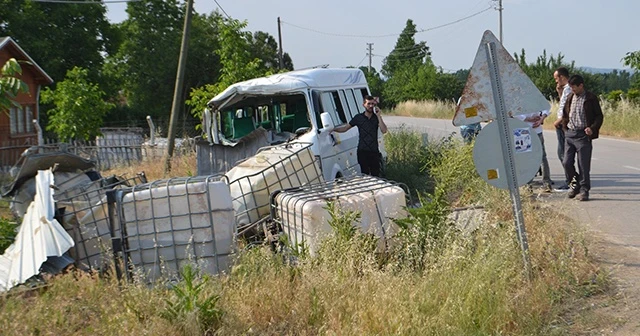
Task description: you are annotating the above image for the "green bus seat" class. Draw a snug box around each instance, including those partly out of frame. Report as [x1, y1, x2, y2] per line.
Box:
[232, 117, 256, 139]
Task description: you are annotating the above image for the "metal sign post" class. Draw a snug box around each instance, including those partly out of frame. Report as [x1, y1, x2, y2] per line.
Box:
[485, 41, 531, 278]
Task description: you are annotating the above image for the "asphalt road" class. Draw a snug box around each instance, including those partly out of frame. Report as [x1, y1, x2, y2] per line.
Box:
[385, 115, 640, 248]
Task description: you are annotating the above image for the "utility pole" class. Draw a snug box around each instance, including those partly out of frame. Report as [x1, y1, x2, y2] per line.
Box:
[366, 43, 373, 73]
[277, 17, 284, 70]
[498, 0, 503, 43]
[164, 0, 194, 174]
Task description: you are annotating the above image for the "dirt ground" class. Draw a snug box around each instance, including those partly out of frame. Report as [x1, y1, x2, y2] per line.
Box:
[569, 233, 640, 335]
[535, 188, 640, 335]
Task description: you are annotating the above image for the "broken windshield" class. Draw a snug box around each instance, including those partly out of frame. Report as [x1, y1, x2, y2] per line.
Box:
[218, 93, 311, 141]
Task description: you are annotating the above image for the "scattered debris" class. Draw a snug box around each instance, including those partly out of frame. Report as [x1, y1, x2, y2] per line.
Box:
[0, 169, 74, 292]
[0, 141, 414, 289]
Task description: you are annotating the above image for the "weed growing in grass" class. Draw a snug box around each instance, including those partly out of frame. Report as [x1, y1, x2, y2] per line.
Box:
[393, 188, 457, 273]
[384, 127, 432, 195]
[313, 202, 378, 278]
[325, 201, 359, 242]
[162, 264, 223, 335]
[426, 137, 487, 206]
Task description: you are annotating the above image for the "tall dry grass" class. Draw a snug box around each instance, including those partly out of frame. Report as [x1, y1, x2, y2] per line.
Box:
[395, 98, 640, 140]
[0, 132, 610, 335]
[599, 99, 640, 140]
[546, 98, 640, 139]
[0, 200, 603, 335]
[102, 151, 197, 182]
[387, 100, 457, 119]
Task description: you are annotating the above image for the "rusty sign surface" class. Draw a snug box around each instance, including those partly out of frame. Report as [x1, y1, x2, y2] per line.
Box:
[453, 30, 550, 126]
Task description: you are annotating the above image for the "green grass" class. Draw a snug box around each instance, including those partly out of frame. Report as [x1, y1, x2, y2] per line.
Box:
[0, 135, 610, 335]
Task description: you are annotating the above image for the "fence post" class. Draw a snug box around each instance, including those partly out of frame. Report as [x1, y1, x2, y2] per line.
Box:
[106, 189, 123, 281]
[33, 119, 44, 152]
[146, 116, 156, 146]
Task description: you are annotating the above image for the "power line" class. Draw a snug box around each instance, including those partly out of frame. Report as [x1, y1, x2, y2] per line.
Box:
[214, 0, 231, 19]
[281, 6, 492, 39]
[355, 54, 368, 67]
[417, 6, 493, 33]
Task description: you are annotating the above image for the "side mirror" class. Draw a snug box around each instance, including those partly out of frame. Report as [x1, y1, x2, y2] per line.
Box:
[320, 112, 334, 132]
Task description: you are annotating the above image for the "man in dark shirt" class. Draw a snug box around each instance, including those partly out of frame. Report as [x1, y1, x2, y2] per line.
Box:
[332, 95, 388, 176]
[561, 75, 604, 201]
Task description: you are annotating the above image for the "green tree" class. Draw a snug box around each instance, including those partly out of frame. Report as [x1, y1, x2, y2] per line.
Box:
[623, 51, 640, 70]
[623, 51, 640, 88]
[106, 0, 183, 122]
[381, 19, 430, 79]
[42, 67, 114, 141]
[248, 31, 294, 71]
[380, 19, 438, 106]
[0, 0, 114, 83]
[432, 70, 464, 101]
[187, 18, 267, 119]
[0, 58, 28, 112]
[514, 49, 572, 98]
[359, 66, 384, 99]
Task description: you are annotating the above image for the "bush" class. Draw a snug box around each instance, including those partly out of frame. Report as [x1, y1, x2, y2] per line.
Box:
[162, 264, 223, 335]
[384, 127, 432, 195]
[0, 216, 17, 254]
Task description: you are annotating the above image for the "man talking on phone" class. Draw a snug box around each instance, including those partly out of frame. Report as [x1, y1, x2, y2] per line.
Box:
[332, 95, 388, 176]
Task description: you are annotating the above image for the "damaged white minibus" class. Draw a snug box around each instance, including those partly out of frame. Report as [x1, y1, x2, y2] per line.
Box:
[203, 68, 386, 181]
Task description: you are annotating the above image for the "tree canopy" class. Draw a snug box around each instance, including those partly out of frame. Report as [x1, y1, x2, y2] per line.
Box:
[42, 67, 114, 141]
[3, 2, 637, 140]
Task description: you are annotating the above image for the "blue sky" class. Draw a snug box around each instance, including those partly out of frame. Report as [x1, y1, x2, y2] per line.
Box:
[106, 0, 640, 72]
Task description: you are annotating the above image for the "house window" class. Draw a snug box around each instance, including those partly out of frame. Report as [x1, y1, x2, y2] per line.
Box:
[9, 107, 17, 134]
[26, 106, 34, 133]
[17, 105, 24, 133]
[9, 105, 32, 135]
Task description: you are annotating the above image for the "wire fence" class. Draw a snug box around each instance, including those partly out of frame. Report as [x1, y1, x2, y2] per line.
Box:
[0, 126, 198, 173]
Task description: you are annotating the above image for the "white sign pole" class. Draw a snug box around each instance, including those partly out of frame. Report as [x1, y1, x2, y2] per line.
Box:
[485, 41, 532, 279]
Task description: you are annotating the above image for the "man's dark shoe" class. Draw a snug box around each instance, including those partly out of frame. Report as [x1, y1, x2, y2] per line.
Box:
[554, 184, 570, 192]
[568, 188, 580, 199]
[576, 191, 589, 201]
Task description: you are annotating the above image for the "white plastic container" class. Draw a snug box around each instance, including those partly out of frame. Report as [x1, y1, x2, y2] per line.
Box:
[120, 177, 234, 282]
[274, 175, 407, 256]
[225, 144, 323, 229]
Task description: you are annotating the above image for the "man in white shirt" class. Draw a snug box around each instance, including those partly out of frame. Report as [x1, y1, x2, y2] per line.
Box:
[552, 67, 572, 191]
[517, 110, 552, 192]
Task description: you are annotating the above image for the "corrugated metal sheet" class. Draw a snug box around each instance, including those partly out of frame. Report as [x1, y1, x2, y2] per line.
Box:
[0, 170, 74, 292]
[453, 30, 550, 126]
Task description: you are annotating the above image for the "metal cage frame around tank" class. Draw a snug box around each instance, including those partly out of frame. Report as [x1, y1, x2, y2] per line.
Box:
[227, 142, 323, 240]
[112, 174, 234, 284]
[54, 173, 147, 272]
[268, 175, 412, 253]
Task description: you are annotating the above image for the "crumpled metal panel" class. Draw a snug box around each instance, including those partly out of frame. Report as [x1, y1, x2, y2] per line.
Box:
[0, 170, 74, 292]
[453, 30, 550, 126]
[2, 151, 95, 198]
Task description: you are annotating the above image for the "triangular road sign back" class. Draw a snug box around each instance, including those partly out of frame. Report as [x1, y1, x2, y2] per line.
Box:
[453, 30, 550, 126]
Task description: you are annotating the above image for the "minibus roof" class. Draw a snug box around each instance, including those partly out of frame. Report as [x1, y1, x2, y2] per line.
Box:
[208, 68, 368, 109]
